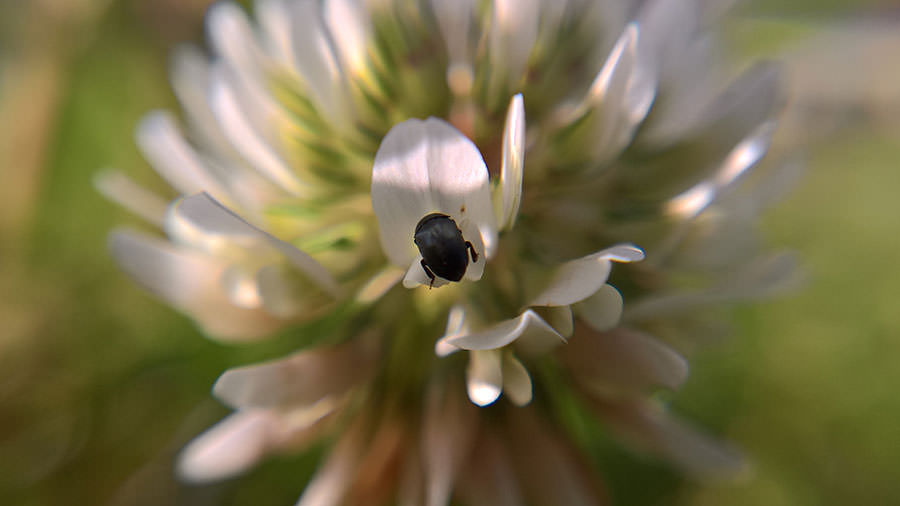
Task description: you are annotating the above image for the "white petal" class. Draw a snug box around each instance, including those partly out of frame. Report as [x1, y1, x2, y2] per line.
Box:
[256, 0, 296, 69]
[583, 23, 656, 160]
[574, 283, 624, 332]
[495, 94, 525, 231]
[221, 265, 263, 308]
[109, 229, 282, 340]
[371, 118, 497, 269]
[169, 48, 288, 215]
[256, 264, 303, 317]
[213, 340, 373, 409]
[430, 0, 476, 93]
[177, 411, 274, 483]
[447, 309, 565, 357]
[207, 4, 292, 163]
[430, 0, 476, 59]
[529, 245, 644, 307]
[355, 265, 405, 304]
[466, 350, 503, 406]
[578, 23, 638, 118]
[502, 353, 533, 406]
[166, 192, 260, 246]
[323, 0, 371, 79]
[135, 111, 229, 199]
[208, 69, 305, 196]
[207, 2, 259, 72]
[532, 305, 574, 338]
[207, 2, 271, 106]
[563, 327, 688, 395]
[636, 0, 698, 85]
[170, 46, 271, 198]
[167, 193, 340, 296]
[170, 45, 219, 135]
[666, 119, 777, 218]
[435, 305, 468, 357]
[289, 0, 351, 127]
[489, 0, 540, 84]
[94, 170, 168, 227]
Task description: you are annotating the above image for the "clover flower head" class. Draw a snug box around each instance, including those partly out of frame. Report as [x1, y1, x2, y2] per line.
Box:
[101, 0, 797, 502]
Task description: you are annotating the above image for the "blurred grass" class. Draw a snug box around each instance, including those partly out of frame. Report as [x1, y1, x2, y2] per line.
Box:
[2, 1, 900, 505]
[673, 127, 900, 505]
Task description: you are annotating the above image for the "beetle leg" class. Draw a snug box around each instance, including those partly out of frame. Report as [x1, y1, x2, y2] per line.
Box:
[465, 241, 478, 263]
[421, 259, 436, 289]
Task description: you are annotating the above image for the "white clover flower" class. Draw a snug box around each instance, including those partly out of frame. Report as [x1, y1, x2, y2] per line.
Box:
[101, 0, 797, 502]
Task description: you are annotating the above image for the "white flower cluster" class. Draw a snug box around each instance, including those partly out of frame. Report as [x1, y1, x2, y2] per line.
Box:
[101, 0, 795, 502]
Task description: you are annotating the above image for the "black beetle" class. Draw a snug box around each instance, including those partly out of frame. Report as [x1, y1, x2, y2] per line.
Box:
[414, 212, 478, 287]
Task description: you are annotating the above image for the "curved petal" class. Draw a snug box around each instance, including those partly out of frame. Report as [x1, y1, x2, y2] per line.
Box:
[570, 23, 636, 120]
[170, 45, 226, 150]
[135, 111, 229, 200]
[208, 69, 305, 196]
[255, 0, 296, 69]
[560, 23, 656, 161]
[371, 118, 497, 270]
[532, 305, 573, 338]
[446, 309, 565, 356]
[466, 349, 503, 407]
[435, 305, 468, 357]
[563, 326, 688, 395]
[323, 0, 371, 79]
[495, 94, 525, 231]
[529, 245, 644, 307]
[167, 192, 340, 296]
[213, 339, 375, 409]
[207, 1, 277, 119]
[256, 264, 301, 317]
[177, 411, 275, 483]
[221, 264, 263, 308]
[636, 0, 697, 84]
[94, 170, 168, 227]
[429, 0, 477, 94]
[109, 229, 283, 340]
[666, 120, 776, 219]
[574, 283, 624, 332]
[502, 352, 533, 406]
[288, 0, 352, 127]
[489, 0, 540, 87]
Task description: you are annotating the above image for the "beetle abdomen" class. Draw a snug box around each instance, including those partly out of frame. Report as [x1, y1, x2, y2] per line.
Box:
[414, 213, 469, 282]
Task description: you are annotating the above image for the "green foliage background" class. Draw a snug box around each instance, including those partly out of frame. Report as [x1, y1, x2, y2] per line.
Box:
[1, 1, 898, 504]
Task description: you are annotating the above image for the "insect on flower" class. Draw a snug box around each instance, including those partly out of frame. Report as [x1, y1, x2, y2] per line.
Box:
[414, 212, 479, 287]
[98, 0, 797, 501]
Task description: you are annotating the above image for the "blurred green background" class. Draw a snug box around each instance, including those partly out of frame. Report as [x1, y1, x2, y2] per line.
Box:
[1, 1, 898, 504]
